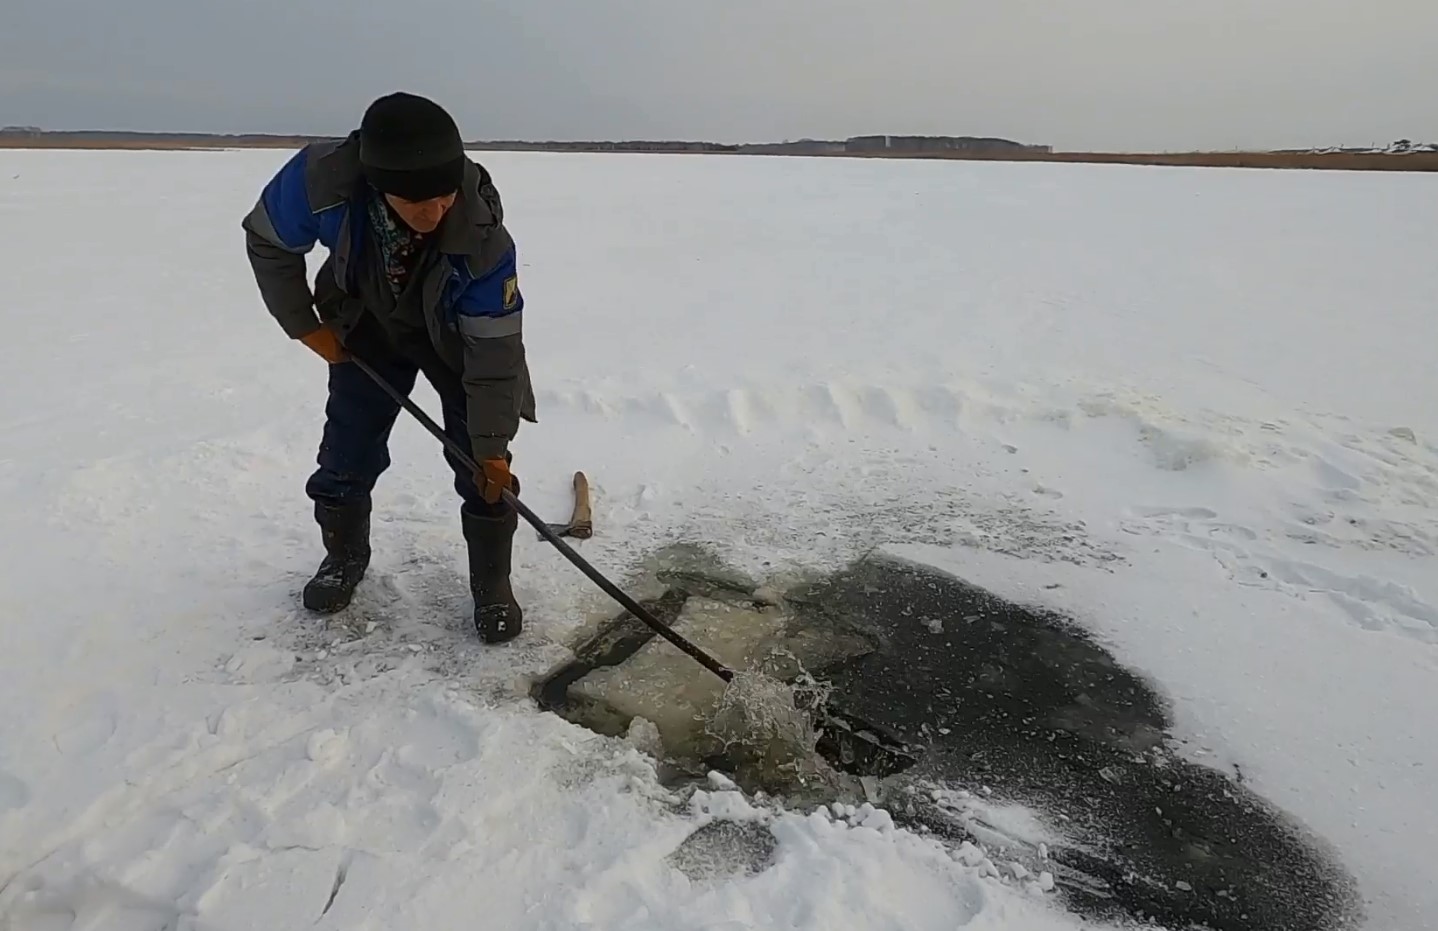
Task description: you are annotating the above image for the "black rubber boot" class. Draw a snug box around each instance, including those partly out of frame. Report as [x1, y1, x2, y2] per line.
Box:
[303, 500, 372, 614]
[461, 504, 523, 643]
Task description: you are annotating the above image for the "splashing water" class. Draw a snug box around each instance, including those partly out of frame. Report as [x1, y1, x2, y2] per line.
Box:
[704, 668, 840, 795]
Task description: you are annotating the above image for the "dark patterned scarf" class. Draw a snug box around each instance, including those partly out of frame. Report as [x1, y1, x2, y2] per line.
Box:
[366, 192, 429, 296]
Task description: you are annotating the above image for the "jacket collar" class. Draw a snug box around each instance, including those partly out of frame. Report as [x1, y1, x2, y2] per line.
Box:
[315, 131, 499, 270]
[436, 159, 502, 267]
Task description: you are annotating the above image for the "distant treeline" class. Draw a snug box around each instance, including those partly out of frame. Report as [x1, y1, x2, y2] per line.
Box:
[4, 128, 1437, 172]
[0, 128, 1049, 156]
[471, 135, 1053, 156]
[0, 129, 324, 149]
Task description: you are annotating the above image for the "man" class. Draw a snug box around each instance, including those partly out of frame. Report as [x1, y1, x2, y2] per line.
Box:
[240, 92, 535, 643]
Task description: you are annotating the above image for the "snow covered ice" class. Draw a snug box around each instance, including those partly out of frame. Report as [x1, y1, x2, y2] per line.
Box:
[2, 147, 1437, 930]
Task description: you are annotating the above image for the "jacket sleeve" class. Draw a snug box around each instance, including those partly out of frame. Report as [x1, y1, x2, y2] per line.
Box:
[240, 146, 323, 338]
[455, 244, 526, 460]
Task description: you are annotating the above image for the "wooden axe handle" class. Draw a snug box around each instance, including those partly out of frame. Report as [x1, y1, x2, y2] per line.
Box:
[568, 471, 593, 538]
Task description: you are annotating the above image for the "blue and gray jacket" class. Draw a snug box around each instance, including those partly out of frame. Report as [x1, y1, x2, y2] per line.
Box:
[241, 132, 535, 459]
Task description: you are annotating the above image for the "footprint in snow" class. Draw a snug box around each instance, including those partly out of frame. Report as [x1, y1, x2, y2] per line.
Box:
[1129, 505, 1219, 520]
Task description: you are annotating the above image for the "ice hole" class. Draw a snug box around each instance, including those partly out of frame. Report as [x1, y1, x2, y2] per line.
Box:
[534, 546, 1360, 931]
[541, 583, 877, 796]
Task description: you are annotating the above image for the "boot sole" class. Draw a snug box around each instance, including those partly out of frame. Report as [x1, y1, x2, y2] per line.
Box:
[301, 561, 368, 618]
[303, 574, 365, 614]
[474, 605, 523, 643]
[303, 594, 353, 614]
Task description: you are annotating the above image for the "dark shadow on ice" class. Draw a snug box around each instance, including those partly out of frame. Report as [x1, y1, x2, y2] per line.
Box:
[534, 547, 1362, 931]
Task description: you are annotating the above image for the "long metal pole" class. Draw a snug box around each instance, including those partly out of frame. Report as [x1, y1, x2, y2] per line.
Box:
[348, 354, 735, 683]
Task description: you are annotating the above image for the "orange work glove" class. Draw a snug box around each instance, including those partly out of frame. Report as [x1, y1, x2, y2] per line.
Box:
[298, 324, 349, 364]
[476, 458, 514, 504]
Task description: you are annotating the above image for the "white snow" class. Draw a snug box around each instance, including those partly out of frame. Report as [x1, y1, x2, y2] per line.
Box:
[2, 147, 1437, 929]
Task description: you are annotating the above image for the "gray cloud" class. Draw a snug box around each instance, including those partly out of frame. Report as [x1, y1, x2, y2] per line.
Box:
[3, 0, 1435, 150]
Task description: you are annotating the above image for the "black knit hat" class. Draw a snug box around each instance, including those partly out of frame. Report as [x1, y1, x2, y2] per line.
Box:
[358, 92, 465, 202]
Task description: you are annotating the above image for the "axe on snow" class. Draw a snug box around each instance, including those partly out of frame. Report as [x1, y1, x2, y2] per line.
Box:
[538, 471, 593, 541]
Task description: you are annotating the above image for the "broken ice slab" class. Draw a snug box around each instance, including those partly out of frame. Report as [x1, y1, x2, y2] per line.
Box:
[568, 596, 794, 763]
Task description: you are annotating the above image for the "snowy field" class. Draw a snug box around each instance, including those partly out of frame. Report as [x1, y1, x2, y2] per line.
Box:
[1, 147, 1436, 930]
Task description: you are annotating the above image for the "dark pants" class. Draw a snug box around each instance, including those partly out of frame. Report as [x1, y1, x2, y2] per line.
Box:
[304, 320, 504, 517]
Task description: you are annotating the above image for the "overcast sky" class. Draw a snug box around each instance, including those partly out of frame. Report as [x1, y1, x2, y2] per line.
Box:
[3, 0, 1435, 151]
